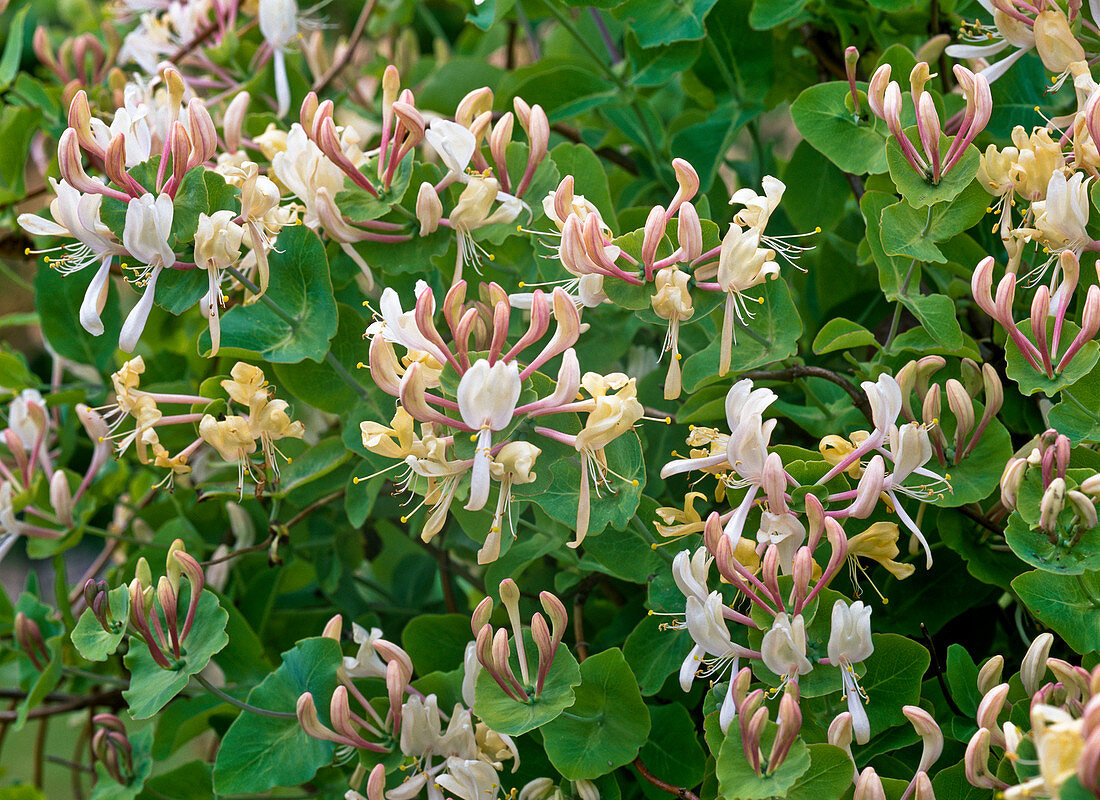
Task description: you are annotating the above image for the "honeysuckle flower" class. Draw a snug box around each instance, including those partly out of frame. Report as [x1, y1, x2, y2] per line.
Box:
[730, 176, 785, 234]
[945, 0, 1036, 83]
[481, 441, 541, 563]
[435, 757, 502, 800]
[714, 223, 778, 375]
[457, 359, 522, 513]
[679, 592, 756, 732]
[259, 0, 298, 118]
[1001, 705, 1086, 800]
[195, 210, 245, 356]
[828, 600, 874, 744]
[846, 521, 916, 583]
[761, 612, 813, 683]
[650, 266, 694, 400]
[119, 192, 175, 352]
[1021, 170, 1092, 260]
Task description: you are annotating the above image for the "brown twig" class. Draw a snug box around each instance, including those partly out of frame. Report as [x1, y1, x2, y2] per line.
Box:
[634, 757, 701, 800]
[958, 504, 1005, 535]
[549, 122, 638, 175]
[737, 366, 873, 423]
[311, 0, 378, 94]
[0, 690, 124, 722]
[169, 23, 220, 63]
[33, 717, 48, 788]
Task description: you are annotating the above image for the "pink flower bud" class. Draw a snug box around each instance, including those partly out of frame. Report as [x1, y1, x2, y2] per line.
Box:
[977, 655, 1004, 695]
[677, 202, 702, 262]
[854, 768, 885, 800]
[321, 614, 342, 641]
[641, 205, 666, 268]
[58, 128, 105, 195]
[49, 471, 73, 528]
[224, 92, 250, 154]
[186, 99, 217, 167]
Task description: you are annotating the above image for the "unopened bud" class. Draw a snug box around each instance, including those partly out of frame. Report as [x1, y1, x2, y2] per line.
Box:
[49, 471, 74, 528]
[903, 705, 943, 773]
[187, 99, 217, 166]
[946, 378, 974, 452]
[976, 683, 1010, 734]
[1039, 478, 1067, 535]
[854, 768, 885, 800]
[58, 128, 104, 195]
[224, 92, 250, 154]
[416, 182, 442, 237]
[162, 66, 185, 114]
[539, 591, 567, 648]
[977, 655, 1004, 695]
[1068, 490, 1099, 530]
[471, 596, 494, 635]
[1022, 633, 1055, 694]
[366, 763, 386, 800]
[575, 779, 599, 800]
[321, 614, 342, 640]
[641, 205, 666, 267]
[490, 112, 514, 175]
[911, 771, 935, 800]
[677, 202, 702, 262]
[1000, 457, 1027, 509]
[526, 104, 549, 166]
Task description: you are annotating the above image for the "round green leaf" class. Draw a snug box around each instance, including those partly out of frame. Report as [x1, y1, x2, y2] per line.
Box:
[715, 719, 811, 800]
[790, 82, 889, 174]
[542, 649, 651, 780]
[1004, 514, 1100, 575]
[1011, 569, 1100, 654]
[474, 637, 581, 736]
[122, 589, 230, 719]
[1005, 319, 1100, 397]
[71, 585, 129, 662]
[886, 127, 980, 208]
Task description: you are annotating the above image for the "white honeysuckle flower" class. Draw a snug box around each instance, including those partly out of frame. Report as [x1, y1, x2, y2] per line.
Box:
[456, 359, 522, 512]
[828, 600, 874, 744]
[270, 124, 345, 227]
[259, 0, 299, 117]
[435, 757, 501, 800]
[672, 547, 712, 603]
[424, 119, 478, 182]
[944, 0, 1035, 83]
[1027, 170, 1091, 256]
[123, 193, 175, 269]
[729, 175, 785, 233]
[756, 511, 806, 574]
[343, 623, 387, 679]
[9, 389, 46, 449]
[461, 641, 481, 708]
[761, 612, 813, 680]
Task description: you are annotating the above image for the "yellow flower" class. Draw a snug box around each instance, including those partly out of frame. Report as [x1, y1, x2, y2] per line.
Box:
[847, 522, 915, 581]
[655, 491, 709, 539]
[221, 362, 268, 406]
[819, 431, 870, 479]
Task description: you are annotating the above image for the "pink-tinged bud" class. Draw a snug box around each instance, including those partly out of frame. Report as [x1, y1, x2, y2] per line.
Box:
[677, 202, 702, 262]
[296, 693, 344, 744]
[104, 134, 129, 191]
[321, 614, 342, 640]
[187, 99, 217, 167]
[471, 596, 494, 635]
[982, 364, 1003, 415]
[3, 428, 28, 476]
[34, 27, 61, 78]
[223, 92, 250, 154]
[848, 455, 885, 518]
[1022, 633, 1054, 694]
[854, 768, 885, 800]
[976, 683, 1010, 737]
[921, 382, 942, 436]
[49, 471, 74, 528]
[867, 65, 891, 120]
[977, 655, 1004, 695]
[385, 660, 407, 735]
[844, 46, 859, 78]
[490, 112, 514, 176]
[366, 763, 387, 800]
[993, 272, 1017, 326]
[970, 257, 997, 317]
[882, 82, 904, 138]
[744, 707, 768, 776]
[392, 101, 426, 149]
[641, 205, 666, 268]
[828, 710, 854, 749]
[552, 175, 575, 227]
[916, 92, 941, 176]
[911, 771, 934, 800]
[415, 182, 442, 237]
[761, 544, 780, 600]
[903, 706, 943, 773]
[770, 690, 802, 767]
[329, 685, 361, 743]
[457, 87, 493, 129]
[946, 379, 974, 453]
[491, 627, 526, 698]
[14, 612, 48, 670]
[1047, 658, 1089, 701]
[299, 92, 319, 133]
[58, 128, 105, 195]
[513, 96, 532, 129]
[790, 547, 813, 609]
[381, 65, 400, 110]
[526, 104, 549, 165]
[914, 354, 945, 397]
[311, 99, 334, 141]
[372, 639, 413, 679]
[539, 591, 567, 649]
[671, 158, 700, 211]
[169, 121, 192, 188]
[1039, 477, 1066, 535]
[896, 361, 917, 419]
[1000, 457, 1027, 509]
[475, 623, 495, 672]
[1068, 489, 1099, 530]
[805, 494, 825, 550]
[67, 91, 102, 158]
[965, 728, 1007, 789]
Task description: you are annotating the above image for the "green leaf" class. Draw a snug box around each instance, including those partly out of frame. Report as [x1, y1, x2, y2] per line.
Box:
[886, 127, 981, 208]
[749, 0, 808, 29]
[681, 278, 803, 392]
[71, 586, 129, 662]
[938, 413, 1014, 508]
[273, 304, 371, 413]
[496, 58, 616, 120]
[879, 183, 989, 264]
[402, 614, 476, 676]
[636, 704, 706, 798]
[782, 141, 851, 232]
[213, 637, 342, 795]
[34, 263, 121, 370]
[786, 744, 856, 800]
[1048, 363, 1100, 442]
[542, 649, 651, 780]
[122, 589, 230, 719]
[945, 644, 983, 717]
[170, 168, 240, 247]
[715, 720, 810, 799]
[860, 633, 930, 734]
[200, 226, 338, 362]
[613, 0, 720, 47]
[812, 318, 878, 355]
[474, 636, 581, 736]
[0, 106, 41, 204]
[155, 268, 209, 316]
[1011, 569, 1100, 653]
[1004, 514, 1100, 575]
[790, 82, 889, 174]
[623, 613, 691, 695]
[1004, 319, 1100, 397]
[0, 6, 29, 92]
[861, 191, 964, 350]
